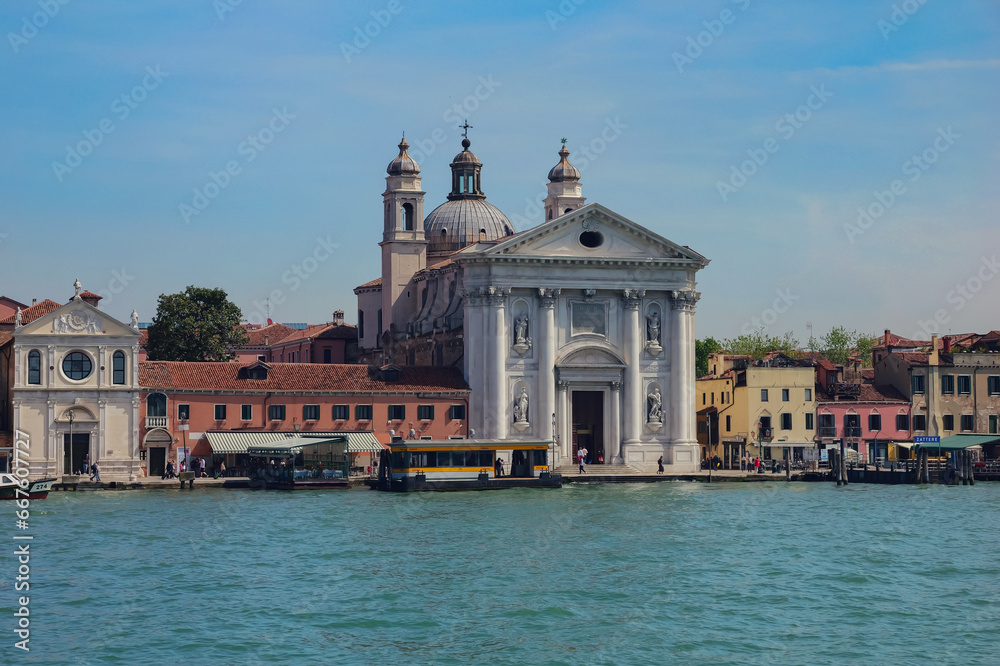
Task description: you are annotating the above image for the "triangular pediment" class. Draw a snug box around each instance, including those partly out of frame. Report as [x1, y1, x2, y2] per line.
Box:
[16, 299, 139, 338]
[470, 203, 708, 265]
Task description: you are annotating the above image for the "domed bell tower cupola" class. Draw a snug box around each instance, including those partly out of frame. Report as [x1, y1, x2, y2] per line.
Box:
[380, 135, 428, 340]
[447, 137, 486, 201]
[543, 140, 586, 221]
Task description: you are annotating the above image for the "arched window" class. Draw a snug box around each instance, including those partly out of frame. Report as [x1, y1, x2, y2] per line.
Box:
[112, 351, 126, 385]
[402, 203, 414, 231]
[479, 228, 487, 241]
[147, 392, 167, 417]
[358, 310, 365, 339]
[27, 350, 41, 385]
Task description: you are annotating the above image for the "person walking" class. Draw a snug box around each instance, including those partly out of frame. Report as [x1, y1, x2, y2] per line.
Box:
[494, 457, 504, 477]
[578, 448, 586, 474]
[657, 456, 664, 475]
[89, 460, 101, 482]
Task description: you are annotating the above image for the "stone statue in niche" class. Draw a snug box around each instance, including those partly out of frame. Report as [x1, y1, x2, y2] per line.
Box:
[513, 387, 529, 423]
[645, 308, 663, 356]
[512, 312, 531, 355]
[647, 387, 663, 423]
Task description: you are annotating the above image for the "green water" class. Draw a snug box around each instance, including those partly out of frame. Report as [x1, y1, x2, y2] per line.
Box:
[4, 482, 999, 664]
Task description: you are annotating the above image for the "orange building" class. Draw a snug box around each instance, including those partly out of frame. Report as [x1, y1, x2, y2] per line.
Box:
[137, 360, 469, 477]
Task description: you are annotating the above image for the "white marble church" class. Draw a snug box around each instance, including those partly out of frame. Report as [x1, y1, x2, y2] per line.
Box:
[356, 133, 709, 471]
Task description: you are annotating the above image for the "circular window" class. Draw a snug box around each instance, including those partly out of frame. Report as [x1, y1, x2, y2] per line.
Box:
[62, 352, 93, 380]
[579, 230, 604, 248]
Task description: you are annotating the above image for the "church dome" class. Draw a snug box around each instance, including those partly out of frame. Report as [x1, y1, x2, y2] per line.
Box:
[548, 145, 581, 182]
[451, 138, 480, 164]
[386, 136, 420, 175]
[424, 199, 513, 253]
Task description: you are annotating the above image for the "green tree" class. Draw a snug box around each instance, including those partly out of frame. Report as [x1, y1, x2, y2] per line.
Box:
[146, 286, 249, 362]
[721, 329, 797, 361]
[696, 337, 722, 376]
[854, 333, 879, 368]
[820, 326, 855, 365]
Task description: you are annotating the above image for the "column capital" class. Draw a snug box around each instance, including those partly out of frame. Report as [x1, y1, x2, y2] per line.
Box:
[537, 288, 560, 309]
[669, 289, 700, 311]
[481, 286, 509, 306]
[621, 288, 645, 310]
[557, 380, 570, 391]
[610, 381, 623, 392]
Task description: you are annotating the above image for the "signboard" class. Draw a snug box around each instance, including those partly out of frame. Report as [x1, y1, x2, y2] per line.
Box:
[914, 436, 940, 444]
[802, 449, 819, 461]
[820, 449, 829, 462]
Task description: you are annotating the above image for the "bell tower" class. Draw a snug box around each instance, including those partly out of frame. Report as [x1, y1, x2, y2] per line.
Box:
[543, 139, 586, 221]
[380, 136, 427, 338]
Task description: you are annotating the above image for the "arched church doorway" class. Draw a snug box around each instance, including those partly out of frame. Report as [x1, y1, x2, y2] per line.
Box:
[572, 391, 605, 464]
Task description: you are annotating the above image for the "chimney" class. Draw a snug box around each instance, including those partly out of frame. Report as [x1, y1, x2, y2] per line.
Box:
[929, 335, 939, 366]
[943, 336, 952, 354]
[333, 310, 345, 326]
[884, 329, 891, 345]
[32, 299, 37, 305]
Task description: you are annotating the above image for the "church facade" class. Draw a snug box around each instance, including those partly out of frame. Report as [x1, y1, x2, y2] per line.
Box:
[356, 135, 709, 471]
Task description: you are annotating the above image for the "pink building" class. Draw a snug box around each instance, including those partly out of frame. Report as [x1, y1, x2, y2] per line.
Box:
[266, 311, 357, 364]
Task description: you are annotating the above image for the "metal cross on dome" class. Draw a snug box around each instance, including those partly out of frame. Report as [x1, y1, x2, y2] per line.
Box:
[561, 137, 567, 144]
[461, 120, 473, 138]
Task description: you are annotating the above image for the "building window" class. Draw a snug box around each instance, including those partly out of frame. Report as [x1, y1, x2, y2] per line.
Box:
[449, 404, 466, 421]
[819, 413, 835, 432]
[914, 414, 926, 431]
[911, 375, 925, 395]
[941, 375, 955, 395]
[332, 404, 349, 420]
[241, 404, 252, 421]
[388, 405, 405, 421]
[868, 413, 881, 431]
[988, 376, 1000, 396]
[805, 413, 814, 430]
[990, 415, 998, 434]
[303, 404, 320, 421]
[376, 309, 382, 347]
[62, 351, 93, 380]
[725, 414, 731, 432]
[214, 404, 227, 421]
[761, 389, 769, 402]
[942, 414, 954, 431]
[782, 389, 789, 402]
[896, 414, 909, 431]
[711, 393, 715, 405]
[702, 393, 706, 406]
[804, 388, 812, 401]
[358, 310, 365, 340]
[112, 351, 126, 385]
[147, 393, 167, 417]
[957, 375, 971, 395]
[323, 349, 331, 364]
[269, 404, 286, 421]
[960, 414, 974, 432]
[27, 350, 41, 384]
[402, 202, 414, 231]
[780, 413, 792, 430]
[257, 355, 266, 362]
[417, 405, 434, 421]
[178, 404, 190, 420]
[844, 414, 861, 438]
[356, 404, 373, 421]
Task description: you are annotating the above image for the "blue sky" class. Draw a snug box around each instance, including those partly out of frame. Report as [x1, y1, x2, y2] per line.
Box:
[1, 0, 997, 343]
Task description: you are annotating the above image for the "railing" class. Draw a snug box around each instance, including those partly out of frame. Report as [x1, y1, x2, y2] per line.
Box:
[145, 416, 168, 429]
[844, 426, 862, 438]
[819, 426, 837, 438]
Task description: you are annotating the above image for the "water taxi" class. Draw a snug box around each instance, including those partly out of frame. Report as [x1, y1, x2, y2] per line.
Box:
[376, 439, 561, 491]
[0, 473, 57, 500]
[247, 435, 350, 490]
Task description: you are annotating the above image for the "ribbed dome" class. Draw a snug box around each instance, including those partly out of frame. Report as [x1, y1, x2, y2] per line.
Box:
[424, 198, 514, 253]
[548, 145, 581, 182]
[386, 136, 420, 175]
[451, 138, 480, 164]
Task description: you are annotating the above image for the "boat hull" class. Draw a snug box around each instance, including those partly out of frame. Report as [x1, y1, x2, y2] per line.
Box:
[0, 478, 56, 500]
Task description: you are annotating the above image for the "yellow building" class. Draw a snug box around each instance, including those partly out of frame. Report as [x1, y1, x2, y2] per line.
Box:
[697, 353, 816, 468]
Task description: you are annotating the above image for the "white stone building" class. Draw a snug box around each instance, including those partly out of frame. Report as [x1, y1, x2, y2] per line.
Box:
[356, 135, 709, 471]
[8, 287, 142, 481]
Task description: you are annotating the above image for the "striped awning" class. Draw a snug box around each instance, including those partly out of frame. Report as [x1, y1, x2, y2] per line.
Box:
[206, 431, 384, 455]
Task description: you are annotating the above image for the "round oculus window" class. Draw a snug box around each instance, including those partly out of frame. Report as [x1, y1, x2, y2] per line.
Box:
[579, 230, 604, 248]
[62, 352, 93, 380]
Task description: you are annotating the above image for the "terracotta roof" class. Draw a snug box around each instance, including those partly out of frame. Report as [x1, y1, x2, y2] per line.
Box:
[816, 359, 837, 371]
[76, 291, 102, 300]
[139, 361, 469, 393]
[355, 277, 382, 290]
[138, 329, 149, 345]
[273, 322, 357, 345]
[816, 383, 907, 403]
[0, 299, 61, 325]
[874, 333, 929, 350]
[0, 330, 11, 347]
[861, 368, 874, 381]
[244, 323, 297, 347]
[892, 351, 930, 365]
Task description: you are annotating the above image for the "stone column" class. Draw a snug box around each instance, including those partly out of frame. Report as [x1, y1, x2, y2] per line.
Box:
[463, 289, 485, 435]
[558, 380, 570, 462]
[537, 289, 559, 444]
[669, 290, 700, 452]
[621, 289, 645, 450]
[485, 286, 509, 439]
[610, 381, 623, 464]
